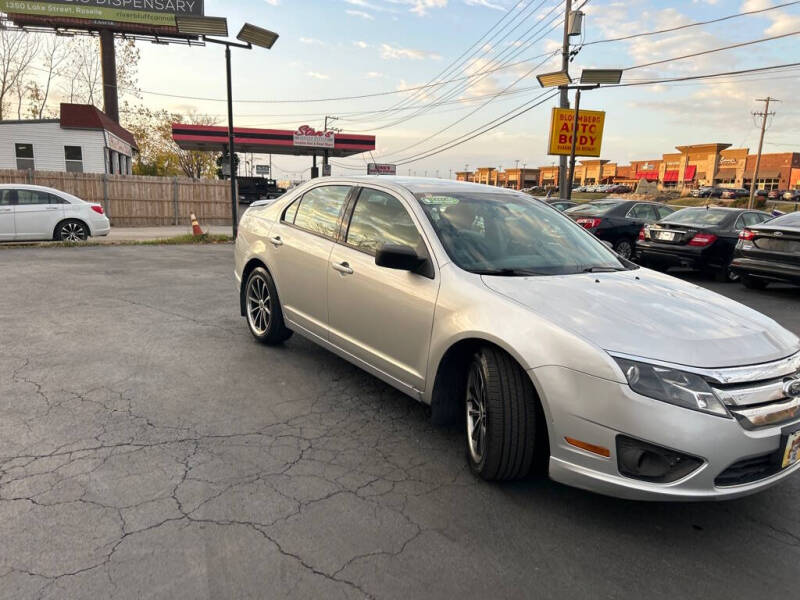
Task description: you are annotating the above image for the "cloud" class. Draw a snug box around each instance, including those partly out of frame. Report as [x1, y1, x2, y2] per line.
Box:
[299, 37, 325, 45]
[346, 9, 375, 19]
[464, 0, 506, 10]
[353, 40, 370, 48]
[386, 0, 448, 16]
[366, 71, 386, 78]
[380, 43, 441, 60]
[263, 0, 279, 5]
[306, 71, 330, 80]
[740, 1, 800, 34]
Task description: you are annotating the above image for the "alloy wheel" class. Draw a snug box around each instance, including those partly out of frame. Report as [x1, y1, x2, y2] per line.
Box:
[246, 273, 272, 335]
[466, 362, 488, 464]
[60, 223, 86, 242]
[615, 240, 633, 260]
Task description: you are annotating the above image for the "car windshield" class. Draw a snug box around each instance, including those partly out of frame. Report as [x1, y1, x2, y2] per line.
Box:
[415, 191, 629, 275]
[564, 200, 623, 216]
[663, 208, 730, 227]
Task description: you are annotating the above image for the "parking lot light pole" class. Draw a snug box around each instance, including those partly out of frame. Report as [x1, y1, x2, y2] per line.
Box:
[182, 22, 279, 238]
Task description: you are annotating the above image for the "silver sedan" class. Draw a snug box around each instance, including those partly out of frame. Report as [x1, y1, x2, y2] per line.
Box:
[234, 177, 800, 500]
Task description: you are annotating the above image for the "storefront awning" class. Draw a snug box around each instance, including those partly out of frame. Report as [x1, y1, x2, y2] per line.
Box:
[744, 170, 781, 180]
[715, 169, 737, 180]
[663, 170, 679, 182]
[636, 171, 659, 181]
[683, 166, 697, 181]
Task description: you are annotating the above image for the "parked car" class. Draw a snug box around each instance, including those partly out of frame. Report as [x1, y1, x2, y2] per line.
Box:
[732, 211, 800, 289]
[235, 176, 800, 499]
[768, 189, 787, 200]
[0, 184, 110, 242]
[782, 190, 800, 202]
[692, 187, 723, 198]
[607, 185, 632, 194]
[637, 207, 773, 281]
[721, 188, 749, 200]
[564, 199, 675, 259]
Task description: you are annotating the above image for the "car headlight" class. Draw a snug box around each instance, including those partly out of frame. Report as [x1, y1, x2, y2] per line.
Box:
[614, 358, 730, 418]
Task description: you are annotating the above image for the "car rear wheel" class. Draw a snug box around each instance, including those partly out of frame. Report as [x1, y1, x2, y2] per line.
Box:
[465, 347, 543, 481]
[245, 267, 292, 345]
[715, 264, 739, 283]
[741, 274, 768, 290]
[56, 220, 88, 242]
[614, 238, 634, 260]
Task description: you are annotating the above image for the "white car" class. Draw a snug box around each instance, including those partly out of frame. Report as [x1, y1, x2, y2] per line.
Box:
[234, 177, 800, 500]
[0, 184, 111, 242]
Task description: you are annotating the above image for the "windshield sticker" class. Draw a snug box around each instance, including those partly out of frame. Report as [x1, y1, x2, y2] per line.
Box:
[420, 195, 460, 206]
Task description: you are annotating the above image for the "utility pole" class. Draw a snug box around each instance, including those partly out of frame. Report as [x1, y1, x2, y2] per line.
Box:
[748, 97, 777, 209]
[558, 0, 573, 197]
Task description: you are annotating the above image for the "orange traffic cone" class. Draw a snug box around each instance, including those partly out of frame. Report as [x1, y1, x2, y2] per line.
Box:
[190, 213, 204, 237]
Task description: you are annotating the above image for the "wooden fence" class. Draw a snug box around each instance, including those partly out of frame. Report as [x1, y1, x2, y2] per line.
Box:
[0, 169, 232, 227]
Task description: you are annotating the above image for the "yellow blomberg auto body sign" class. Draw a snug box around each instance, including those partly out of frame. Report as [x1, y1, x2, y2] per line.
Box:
[0, 0, 204, 27]
[548, 107, 606, 158]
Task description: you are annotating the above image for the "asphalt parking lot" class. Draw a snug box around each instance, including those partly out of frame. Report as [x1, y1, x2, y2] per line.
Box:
[1, 245, 799, 600]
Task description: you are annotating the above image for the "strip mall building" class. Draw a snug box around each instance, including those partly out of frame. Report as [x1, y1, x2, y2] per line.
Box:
[457, 143, 800, 192]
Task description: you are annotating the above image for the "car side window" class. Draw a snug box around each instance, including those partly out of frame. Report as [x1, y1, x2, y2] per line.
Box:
[346, 188, 423, 255]
[16, 190, 54, 205]
[744, 212, 769, 227]
[292, 185, 352, 239]
[629, 204, 657, 221]
[0, 190, 12, 206]
[283, 199, 300, 224]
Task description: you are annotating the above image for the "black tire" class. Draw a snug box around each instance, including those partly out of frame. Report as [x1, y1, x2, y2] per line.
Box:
[244, 267, 293, 345]
[614, 238, 634, 260]
[742, 274, 768, 290]
[714, 264, 739, 283]
[465, 347, 544, 481]
[55, 219, 88, 242]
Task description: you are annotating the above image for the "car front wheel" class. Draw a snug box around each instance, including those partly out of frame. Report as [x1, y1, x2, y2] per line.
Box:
[465, 347, 543, 481]
[245, 267, 293, 345]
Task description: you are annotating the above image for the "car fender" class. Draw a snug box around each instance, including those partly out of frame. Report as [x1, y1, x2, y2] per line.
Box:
[423, 265, 622, 404]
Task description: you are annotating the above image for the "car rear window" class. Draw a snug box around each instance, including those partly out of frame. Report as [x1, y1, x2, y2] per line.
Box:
[664, 208, 730, 227]
[764, 212, 800, 227]
[564, 201, 623, 217]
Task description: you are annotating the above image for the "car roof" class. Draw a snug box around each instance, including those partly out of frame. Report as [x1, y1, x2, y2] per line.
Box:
[0, 184, 67, 192]
[296, 176, 524, 196]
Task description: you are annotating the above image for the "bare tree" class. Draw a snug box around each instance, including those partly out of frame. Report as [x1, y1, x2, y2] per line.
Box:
[29, 36, 69, 118]
[0, 31, 39, 120]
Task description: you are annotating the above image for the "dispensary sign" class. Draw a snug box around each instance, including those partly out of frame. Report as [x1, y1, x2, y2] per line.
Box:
[1, 0, 204, 28]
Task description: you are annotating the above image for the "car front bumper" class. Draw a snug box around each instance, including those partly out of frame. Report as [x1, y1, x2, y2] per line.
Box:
[531, 365, 800, 501]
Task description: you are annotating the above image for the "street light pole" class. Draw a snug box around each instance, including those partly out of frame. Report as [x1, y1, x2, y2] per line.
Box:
[558, 0, 573, 197]
[566, 88, 582, 201]
[225, 44, 238, 238]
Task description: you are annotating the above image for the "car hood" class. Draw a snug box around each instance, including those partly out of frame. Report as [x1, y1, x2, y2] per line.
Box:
[482, 270, 800, 369]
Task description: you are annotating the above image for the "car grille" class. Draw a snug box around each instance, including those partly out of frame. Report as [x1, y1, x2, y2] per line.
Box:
[715, 453, 781, 487]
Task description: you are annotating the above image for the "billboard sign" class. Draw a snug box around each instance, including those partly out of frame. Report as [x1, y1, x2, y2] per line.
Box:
[256, 165, 270, 176]
[547, 108, 606, 158]
[293, 125, 335, 149]
[1, 0, 204, 29]
[367, 163, 397, 176]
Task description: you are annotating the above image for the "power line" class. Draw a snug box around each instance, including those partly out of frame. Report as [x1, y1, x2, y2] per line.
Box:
[624, 30, 800, 71]
[395, 92, 559, 166]
[584, 1, 800, 46]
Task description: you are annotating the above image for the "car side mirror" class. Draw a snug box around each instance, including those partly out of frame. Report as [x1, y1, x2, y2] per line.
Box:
[375, 244, 433, 278]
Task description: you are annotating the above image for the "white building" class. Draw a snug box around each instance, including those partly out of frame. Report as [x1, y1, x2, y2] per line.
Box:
[0, 103, 138, 175]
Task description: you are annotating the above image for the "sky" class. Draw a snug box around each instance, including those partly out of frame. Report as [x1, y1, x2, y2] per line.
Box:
[131, 0, 800, 181]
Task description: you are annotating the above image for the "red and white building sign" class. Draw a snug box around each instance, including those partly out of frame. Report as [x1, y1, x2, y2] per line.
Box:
[293, 125, 335, 149]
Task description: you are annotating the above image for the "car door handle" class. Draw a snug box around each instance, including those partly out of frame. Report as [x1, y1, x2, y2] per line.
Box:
[45, 206, 60, 211]
[332, 261, 354, 275]
[269, 236, 283, 247]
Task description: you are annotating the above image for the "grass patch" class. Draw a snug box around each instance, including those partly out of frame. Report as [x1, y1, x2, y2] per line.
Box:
[0, 233, 233, 250]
